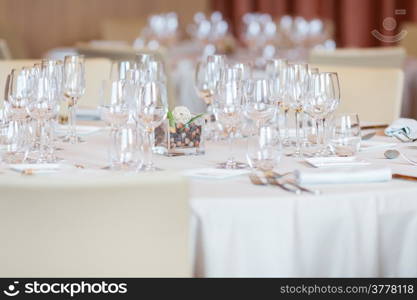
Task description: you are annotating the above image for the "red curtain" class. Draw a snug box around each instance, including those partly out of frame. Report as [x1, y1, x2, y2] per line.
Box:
[211, 0, 417, 47]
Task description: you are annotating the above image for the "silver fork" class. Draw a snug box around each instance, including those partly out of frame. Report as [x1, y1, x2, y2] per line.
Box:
[249, 173, 299, 194]
[265, 171, 321, 195]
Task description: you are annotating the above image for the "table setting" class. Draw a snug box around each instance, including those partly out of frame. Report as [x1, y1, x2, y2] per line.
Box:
[1, 50, 417, 277]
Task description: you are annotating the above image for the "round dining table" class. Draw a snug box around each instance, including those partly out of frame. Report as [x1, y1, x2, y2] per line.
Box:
[2, 121, 417, 278]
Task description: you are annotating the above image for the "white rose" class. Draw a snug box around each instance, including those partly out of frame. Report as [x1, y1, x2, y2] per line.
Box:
[173, 106, 192, 124]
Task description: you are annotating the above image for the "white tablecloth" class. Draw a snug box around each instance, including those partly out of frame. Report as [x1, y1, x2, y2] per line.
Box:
[2, 126, 417, 277]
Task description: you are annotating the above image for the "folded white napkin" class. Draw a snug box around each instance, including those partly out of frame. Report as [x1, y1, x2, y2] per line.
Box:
[305, 157, 370, 168]
[295, 166, 392, 185]
[385, 118, 417, 139]
[182, 168, 250, 180]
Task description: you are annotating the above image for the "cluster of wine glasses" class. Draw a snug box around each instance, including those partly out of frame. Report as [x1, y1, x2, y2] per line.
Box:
[0, 55, 85, 164]
[99, 53, 168, 172]
[240, 13, 335, 65]
[134, 13, 180, 50]
[194, 54, 341, 171]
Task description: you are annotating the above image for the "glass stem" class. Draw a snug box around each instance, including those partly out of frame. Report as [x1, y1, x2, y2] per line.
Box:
[38, 120, 47, 162]
[227, 128, 235, 166]
[315, 119, 321, 146]
[142, 128, 154, 169]
[284, 109, 289, 142]
[68, 98, 77, 143]
[295, 110, 301, 155]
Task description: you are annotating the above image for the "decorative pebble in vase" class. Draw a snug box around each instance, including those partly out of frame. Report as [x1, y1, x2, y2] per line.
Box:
[154, 106, 205, 156]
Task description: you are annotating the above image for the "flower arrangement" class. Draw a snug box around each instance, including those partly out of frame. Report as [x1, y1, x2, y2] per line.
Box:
[155, 106, 205, 155]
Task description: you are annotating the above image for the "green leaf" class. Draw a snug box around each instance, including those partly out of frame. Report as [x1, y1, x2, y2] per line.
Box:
[167, 111, 175, 127]
[187, 113, 204, 125]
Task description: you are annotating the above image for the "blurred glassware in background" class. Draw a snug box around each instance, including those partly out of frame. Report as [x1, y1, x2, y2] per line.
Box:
[133, 12, 180, 50]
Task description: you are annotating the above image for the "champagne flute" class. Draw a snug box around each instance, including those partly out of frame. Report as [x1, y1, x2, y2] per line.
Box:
[267, 59, 289, 144]
[135, 81, 168, 171]
[62, 55, 85, 144]
[287, 63, 309, 157]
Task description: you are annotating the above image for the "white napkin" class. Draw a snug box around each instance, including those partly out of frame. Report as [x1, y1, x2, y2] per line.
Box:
[385, 118, 417, 139]
[182, 168, 250, 180]
[295, 166, 392, 185]
[305, 157, 370, 168]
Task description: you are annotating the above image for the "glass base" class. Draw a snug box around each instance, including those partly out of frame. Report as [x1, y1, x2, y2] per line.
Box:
[62, 135, 85, 144]
[136, 163, 162, 172]
[217, 161, 248, 169]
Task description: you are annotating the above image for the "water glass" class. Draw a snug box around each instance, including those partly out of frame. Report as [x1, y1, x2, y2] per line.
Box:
[329, 113, 361, 156]
[109, 125, 140, 170]
[246, 125, 282, 171]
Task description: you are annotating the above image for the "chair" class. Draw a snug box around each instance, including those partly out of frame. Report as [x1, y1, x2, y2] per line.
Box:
[400, 22, 417, 58]
[309, 47, 406, 69]
[0, 58, 112, 109]
[0, 172, 190, 277]
[100, 18, 147, 44]
[314, 65, 404, 124]
[0, 39, 11, 59]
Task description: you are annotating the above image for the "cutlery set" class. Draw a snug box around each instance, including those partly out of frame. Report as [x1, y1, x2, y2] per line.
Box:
[249, 172, 321, 195]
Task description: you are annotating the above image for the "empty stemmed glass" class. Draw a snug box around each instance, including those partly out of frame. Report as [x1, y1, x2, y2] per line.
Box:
[286, 63, 309, 157]
[244, 79, 276, 131]
[3, 68, 34, 163]
[28, 74, 60, 162]
[62, 55, 85, 144]
[304, 72, 340, 156]
[134, 81, 168, 171]
[213, 80, 246, 169]
[99, 80, 131, 130]
[99, 80, 137, 170]
[267, 59, 289, 143]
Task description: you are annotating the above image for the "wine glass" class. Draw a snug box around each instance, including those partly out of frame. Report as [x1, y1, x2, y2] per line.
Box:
[62, 55, 85, 144]
[212, 80, 246, 169]
[195, 61, 214, 105]
[135, 81, 168, 171]
[244, 79, 276, 130]
[99, 80, 131, 129]
[3, 68, 35, 163]
[28, 75, 59, 162]
[267, 59, 289, 144]
[110, 60, 137, 81]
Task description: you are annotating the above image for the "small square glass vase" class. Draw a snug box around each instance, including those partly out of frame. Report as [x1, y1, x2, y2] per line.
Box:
[154, 118, 205, 156]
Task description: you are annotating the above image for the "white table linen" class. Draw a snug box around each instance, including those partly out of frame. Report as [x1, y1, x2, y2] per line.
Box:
[2, 127, 417, 277]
